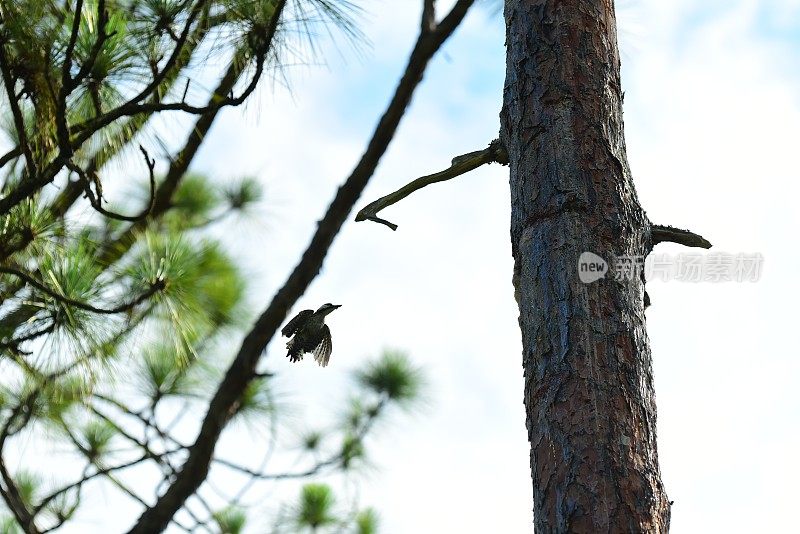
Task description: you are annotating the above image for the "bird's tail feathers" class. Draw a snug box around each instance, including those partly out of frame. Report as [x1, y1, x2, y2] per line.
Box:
[286, 339, 303, 362]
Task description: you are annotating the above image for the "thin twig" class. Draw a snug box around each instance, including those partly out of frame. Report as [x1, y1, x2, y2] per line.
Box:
[67, 145, 157, 222]
[34, 455, 150, 515]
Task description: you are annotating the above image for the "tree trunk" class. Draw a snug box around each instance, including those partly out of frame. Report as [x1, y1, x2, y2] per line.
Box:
[500, 0, 671, 532]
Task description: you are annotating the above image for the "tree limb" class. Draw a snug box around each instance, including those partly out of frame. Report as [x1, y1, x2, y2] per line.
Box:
[355, 138, 507, 230]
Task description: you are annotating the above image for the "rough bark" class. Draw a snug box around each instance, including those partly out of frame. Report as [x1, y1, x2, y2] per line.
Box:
[500, 1, 671, 532]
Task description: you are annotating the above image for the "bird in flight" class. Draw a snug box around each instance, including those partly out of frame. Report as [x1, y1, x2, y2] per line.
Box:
[281, 303, 342, 367]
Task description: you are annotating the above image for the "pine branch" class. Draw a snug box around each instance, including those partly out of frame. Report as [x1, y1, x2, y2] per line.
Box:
[49, 14, 215, 219]
[214, 398, 385, 482]
[0, 0, 211, 216]
[0, 266, 165, 315]
[96, 28, 282, 264]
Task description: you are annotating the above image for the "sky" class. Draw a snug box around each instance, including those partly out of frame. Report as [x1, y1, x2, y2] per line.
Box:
[15, 0, 800, 532]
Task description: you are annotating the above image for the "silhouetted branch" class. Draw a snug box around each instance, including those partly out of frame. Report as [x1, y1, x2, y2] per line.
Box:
[0, 266, 164, 315]
[356, 138, 507, 230]
[0, 322, 55, 350]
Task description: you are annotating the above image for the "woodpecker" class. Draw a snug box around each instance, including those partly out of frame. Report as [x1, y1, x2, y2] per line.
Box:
[281, 303, 341, 366]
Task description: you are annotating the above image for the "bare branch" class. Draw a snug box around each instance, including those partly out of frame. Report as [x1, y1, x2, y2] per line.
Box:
[651, 224, 712, 249]
[356, 138, 507, 230]
[181, 78, 191, 103]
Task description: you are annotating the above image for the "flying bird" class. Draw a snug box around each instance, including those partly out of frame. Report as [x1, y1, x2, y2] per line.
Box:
[281, 303, 341, 367]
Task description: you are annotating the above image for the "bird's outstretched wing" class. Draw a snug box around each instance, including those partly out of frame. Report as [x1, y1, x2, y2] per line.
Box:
[313, 325, 333, 367]
[281, 309, 313, 337]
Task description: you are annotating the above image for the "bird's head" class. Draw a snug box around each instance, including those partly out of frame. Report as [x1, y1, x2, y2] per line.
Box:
[316, 303, 342, 316]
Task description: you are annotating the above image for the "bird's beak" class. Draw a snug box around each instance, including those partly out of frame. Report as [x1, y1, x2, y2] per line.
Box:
[332, 304, 342, 309]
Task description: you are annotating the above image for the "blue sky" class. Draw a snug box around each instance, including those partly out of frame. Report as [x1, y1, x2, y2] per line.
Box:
[31, 1, 800, 532]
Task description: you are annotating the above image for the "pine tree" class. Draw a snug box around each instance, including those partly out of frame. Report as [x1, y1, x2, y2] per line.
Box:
[0, 1, 471, 531]
[354, 1, 712, 531]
